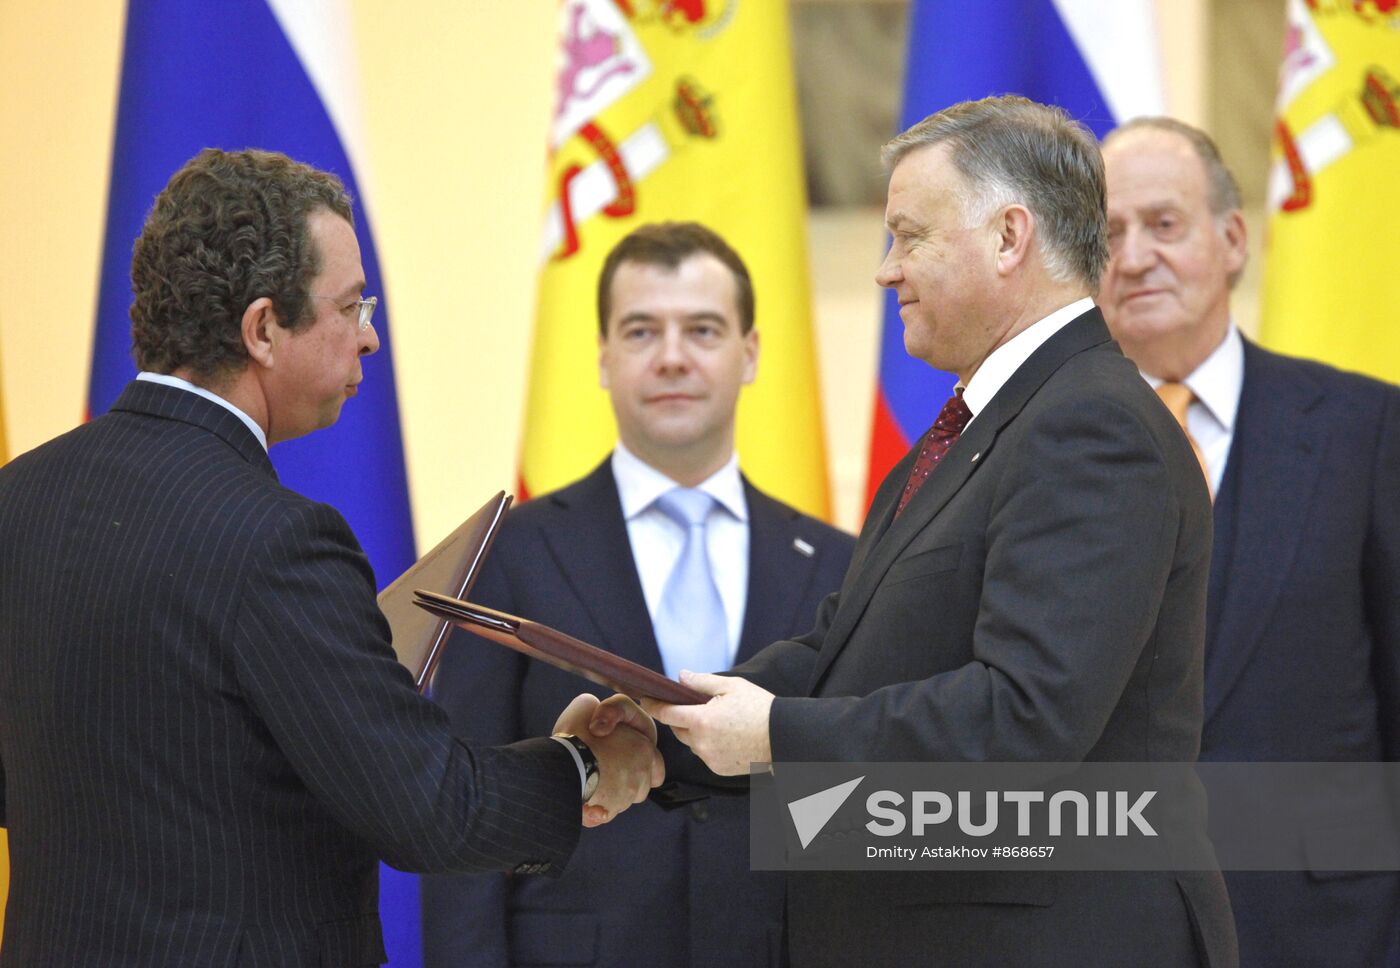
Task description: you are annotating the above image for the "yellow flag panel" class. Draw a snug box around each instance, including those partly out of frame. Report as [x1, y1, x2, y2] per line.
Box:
[1259, 1, 1400, 385]
[520, 0, 830, 518]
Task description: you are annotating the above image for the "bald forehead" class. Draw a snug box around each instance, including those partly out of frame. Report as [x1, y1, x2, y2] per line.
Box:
[1105, 128, 1214, 196]
[1105, 127, 1199, 171]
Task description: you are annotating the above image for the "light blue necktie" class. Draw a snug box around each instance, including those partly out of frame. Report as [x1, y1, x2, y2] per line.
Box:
[652, 488, 729, 678]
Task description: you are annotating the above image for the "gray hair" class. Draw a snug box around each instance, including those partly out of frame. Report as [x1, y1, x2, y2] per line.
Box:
[883, 95, 1108, 290]
[1102, 116, 1245, 286]
[1103, 116, 1242, 214]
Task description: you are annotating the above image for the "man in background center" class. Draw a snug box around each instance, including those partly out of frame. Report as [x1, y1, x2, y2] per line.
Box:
[421, 221, 854, 968]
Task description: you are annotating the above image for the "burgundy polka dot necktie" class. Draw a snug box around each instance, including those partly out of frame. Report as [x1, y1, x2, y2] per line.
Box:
[895, 389, 973, 518]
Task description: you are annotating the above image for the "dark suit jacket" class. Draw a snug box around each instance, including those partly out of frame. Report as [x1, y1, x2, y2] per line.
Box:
[421, 459, 854, 968]
[1201, 340, 1400, 968]
[0, 381, 582, 968]
[733, 309, 1238, 968]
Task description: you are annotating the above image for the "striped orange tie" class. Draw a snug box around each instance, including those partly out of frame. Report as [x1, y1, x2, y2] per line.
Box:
[1155, 382, 1212, 500]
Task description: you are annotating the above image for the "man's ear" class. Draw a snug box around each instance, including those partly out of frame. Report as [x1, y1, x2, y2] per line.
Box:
[241, 297, 279, 369]
[598, 330, 614, 390]
[741, 327, 759, 385]
[1220, 208, 1248, 281]
[994, 204, 1035, 277]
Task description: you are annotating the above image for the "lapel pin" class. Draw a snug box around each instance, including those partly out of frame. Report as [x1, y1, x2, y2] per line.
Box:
[793, 537, 815, 557]
[971, 452, 982, 463]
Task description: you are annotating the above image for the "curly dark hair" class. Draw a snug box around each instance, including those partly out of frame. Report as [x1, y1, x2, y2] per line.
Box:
[596, 221, 755, 335]
[130, 147, 354, 382]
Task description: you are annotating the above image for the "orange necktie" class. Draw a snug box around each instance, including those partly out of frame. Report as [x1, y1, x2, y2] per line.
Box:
[1155, 382, 1212, 499]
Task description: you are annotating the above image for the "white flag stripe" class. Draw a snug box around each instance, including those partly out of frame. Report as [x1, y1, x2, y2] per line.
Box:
[1051, 0, 1167, 123]
[264, 0, 375, 199]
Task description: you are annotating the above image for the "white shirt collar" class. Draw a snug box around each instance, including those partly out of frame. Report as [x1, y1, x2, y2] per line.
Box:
[1139, 325, 1243, 435]
[136, 372, 269, 451]
[961, 296, 1095, 420]
[611, 441, 748, 522]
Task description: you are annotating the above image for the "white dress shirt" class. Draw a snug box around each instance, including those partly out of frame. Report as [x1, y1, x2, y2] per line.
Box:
[136, 371, 269, 451]
[1139, 326, 1242, 496]
[961, 296, 1096, 427]
[611, 442, 749, 667]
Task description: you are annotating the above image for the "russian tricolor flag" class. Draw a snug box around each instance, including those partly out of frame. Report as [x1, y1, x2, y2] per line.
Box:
[866, 0, 1167, 508]
[88, 1, 420, 964]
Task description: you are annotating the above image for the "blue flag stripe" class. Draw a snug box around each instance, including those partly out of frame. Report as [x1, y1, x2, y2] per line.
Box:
[876, 0, 1138, 449]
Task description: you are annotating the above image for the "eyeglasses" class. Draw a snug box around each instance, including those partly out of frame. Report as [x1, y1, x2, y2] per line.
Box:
[313, 294, 378, 332]
[352, 296, 378, 332]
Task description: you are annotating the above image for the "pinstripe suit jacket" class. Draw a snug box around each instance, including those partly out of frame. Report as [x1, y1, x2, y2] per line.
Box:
[0, 381, 582, 968]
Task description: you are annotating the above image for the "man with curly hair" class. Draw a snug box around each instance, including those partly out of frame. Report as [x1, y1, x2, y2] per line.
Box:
[0, 148, 662, 968]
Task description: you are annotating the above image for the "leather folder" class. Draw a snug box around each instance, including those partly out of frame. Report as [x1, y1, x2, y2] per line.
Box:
[413, 589, 708, 706]
[378, 491, 512, 691]
[380, 490, 708, 705]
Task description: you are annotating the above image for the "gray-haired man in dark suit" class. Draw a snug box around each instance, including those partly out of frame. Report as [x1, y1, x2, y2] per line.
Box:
[649, 96, 1239, 968]
[1100, 116, 1400, 968]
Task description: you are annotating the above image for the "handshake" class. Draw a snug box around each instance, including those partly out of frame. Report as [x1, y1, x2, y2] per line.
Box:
[552, 693, 666, 828]
[551, 671, 781, 828]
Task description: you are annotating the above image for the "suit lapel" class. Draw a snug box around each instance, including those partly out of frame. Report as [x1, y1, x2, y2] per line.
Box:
[846, 440, 920, 579]
[1204, 343, 1326, 724]
[735, 481, 821, 664]
[537, 460, 666, 671]
[806, 309, 1115, 692]
[805, 408, 1000, 691]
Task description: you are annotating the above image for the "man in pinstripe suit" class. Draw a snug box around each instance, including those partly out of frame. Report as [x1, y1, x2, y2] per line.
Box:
[0, 148, 662, 967]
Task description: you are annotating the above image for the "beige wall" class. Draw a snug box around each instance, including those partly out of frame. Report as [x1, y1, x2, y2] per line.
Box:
[0, 0, 1243, 540]
[0, 2, 126, 441]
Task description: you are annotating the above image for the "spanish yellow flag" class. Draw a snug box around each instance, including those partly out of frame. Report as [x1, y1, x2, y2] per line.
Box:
[1258, 1, 1400, 384]
[520, 0, 829, 517]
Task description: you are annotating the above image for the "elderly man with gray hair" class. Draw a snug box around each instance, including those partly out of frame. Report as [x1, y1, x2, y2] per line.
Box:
[647, 95, 1239, 967]
[1100, 115, 1400, 968]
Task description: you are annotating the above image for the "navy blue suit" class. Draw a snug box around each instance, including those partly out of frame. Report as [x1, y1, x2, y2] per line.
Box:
[421, 459, 854, 968]
[0, 382, 583, 967]
[1202, 341, 1400, 967]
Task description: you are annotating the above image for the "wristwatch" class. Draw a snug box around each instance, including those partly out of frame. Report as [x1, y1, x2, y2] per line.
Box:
[552, 733, 600, 802]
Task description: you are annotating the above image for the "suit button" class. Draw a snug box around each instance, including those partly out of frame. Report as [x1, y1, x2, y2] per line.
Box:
[690, 803, 709, 823]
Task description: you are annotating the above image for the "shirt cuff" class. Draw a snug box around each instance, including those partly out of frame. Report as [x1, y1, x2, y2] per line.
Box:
[550, 734, 589, 799]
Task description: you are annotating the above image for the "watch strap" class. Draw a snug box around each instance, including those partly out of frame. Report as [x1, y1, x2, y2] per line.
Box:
[551, 733, 599, 802]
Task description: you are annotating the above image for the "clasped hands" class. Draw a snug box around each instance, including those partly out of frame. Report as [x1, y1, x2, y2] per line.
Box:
[553, 693, 665, 828]
[553, 672, 776, 827]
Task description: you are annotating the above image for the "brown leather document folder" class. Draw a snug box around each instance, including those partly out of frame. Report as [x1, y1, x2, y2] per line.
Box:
[413, 589, 709, 706]
[378, 492, 512, 692]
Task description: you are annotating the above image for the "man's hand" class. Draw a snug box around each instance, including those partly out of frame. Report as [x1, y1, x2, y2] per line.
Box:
[642, 671, 775, 776]
[553, 693, 664, 827]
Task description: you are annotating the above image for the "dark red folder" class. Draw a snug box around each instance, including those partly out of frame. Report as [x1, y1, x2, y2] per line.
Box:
[380, 491, 707, 705]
